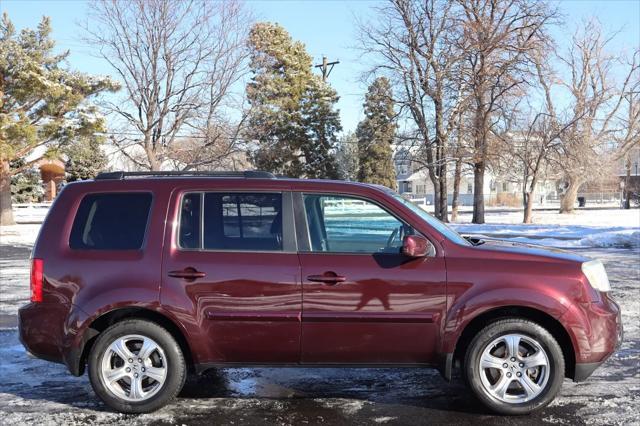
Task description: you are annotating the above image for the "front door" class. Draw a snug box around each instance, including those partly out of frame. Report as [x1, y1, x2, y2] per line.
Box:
[162, 190, 301, 364]
[297, 193, 447, 364]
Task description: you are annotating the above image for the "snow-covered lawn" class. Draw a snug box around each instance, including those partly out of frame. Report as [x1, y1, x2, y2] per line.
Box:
[449, 208, 640, 249]
[0, 224, 41, 247]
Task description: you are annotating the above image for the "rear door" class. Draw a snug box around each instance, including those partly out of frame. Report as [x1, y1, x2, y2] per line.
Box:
[162, 189, 301, 364]
[295, 192, 447, 364]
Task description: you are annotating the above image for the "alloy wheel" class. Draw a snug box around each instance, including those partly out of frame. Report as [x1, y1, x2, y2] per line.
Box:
[478, 333, 550, 404]
[100, 334, 168, 402]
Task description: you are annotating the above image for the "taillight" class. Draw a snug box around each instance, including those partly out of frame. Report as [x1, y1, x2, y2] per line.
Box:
[30, 258, 43, 303]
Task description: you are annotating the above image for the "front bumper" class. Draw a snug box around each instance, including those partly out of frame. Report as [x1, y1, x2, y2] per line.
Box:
[568, 294, 623, 382]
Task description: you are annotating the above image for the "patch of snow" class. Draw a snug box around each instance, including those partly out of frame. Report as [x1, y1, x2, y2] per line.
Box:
[373, 416, 396, 423]
[316, 398, 367, 415]
[579, 230, 640, 249]
[0, 224, 40, 247]
[449, 208, 639, 248]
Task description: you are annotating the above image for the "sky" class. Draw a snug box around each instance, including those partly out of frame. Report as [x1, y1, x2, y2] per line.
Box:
[2, 0, 639, 134]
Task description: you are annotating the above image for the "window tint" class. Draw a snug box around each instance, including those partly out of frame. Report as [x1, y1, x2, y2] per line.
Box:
[179, 193, 201, 249]
[303, 194, 412, 253]
[70, 193, 152, 250]
[200, 193, 283, 251]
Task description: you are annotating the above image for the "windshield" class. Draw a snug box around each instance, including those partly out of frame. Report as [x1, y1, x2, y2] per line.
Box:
[389, 193, 471, 246]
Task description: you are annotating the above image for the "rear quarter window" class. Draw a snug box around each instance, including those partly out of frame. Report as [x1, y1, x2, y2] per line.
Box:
[69, 193, 153, 250]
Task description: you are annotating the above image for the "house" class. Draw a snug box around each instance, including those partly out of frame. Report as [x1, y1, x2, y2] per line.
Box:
[393, 142, 559, 207]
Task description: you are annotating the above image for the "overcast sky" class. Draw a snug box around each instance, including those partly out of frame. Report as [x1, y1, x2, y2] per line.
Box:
[3, 0, 639, 134]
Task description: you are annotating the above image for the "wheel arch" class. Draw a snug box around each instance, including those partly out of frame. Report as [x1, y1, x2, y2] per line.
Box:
[450, 306, 576, 381]
[76, 307, 195, 376]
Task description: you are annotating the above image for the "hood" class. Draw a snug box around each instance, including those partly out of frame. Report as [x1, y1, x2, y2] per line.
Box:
[470, 237, 589, 264]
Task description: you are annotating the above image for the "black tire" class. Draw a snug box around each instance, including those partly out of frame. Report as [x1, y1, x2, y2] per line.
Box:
[463, 318, 565, 415]
[88, 319, 187, 414]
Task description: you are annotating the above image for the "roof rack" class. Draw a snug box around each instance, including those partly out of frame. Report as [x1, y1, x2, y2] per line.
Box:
[95, 170, 276, 180]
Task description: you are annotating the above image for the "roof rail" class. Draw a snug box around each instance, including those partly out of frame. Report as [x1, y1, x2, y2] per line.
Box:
[95, 170, 276, 180]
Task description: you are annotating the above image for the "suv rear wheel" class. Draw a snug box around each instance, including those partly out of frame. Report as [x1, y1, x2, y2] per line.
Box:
[88, 319, 186, 413]
[464, 318, 565, 415]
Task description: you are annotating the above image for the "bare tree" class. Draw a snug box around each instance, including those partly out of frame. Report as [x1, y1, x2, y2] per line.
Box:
[84, 0, 252, 171]
[357, 0, 469, 221]
[496, 111, 564, 224]
[456, 0, 556, 223]
[549, 21, 639, 212]
[450, 111, 475, 222]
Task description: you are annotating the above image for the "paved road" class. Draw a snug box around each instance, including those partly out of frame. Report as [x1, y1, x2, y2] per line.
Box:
[0, 246, 638, 425]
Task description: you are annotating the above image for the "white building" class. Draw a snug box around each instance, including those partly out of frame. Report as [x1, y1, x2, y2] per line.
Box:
[393, 143, 559, 207]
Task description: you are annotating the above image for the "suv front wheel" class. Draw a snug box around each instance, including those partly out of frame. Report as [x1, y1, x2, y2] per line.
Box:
[88, 319, 187, 413]
[464, 318, 565, 415]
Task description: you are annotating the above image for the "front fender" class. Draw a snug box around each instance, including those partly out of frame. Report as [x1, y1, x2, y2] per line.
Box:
[440, 287, 575, 355]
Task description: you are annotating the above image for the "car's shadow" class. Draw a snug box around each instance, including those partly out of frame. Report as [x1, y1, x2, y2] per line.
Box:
[180, 367, 480, 413]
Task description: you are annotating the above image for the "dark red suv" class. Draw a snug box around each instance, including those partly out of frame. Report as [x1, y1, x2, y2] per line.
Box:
[19, 171, 622, 414]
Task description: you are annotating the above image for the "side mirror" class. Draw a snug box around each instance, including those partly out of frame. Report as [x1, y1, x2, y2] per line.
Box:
[402, 235, 435, 258]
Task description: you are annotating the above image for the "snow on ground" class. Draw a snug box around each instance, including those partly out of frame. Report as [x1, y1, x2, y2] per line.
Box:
[0, 224, 41, 247]
[449, 208, 640, 249]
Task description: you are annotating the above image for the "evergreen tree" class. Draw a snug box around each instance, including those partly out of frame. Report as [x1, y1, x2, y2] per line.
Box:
[356, 77, 397, 189]
[10, 160, 43, 203]
[336, 132, 359, 181]
[300, 78, 340, 179]
[63, 134, 108, 182]
[246, 22, 340, 178]
[0, 13, 118, 224]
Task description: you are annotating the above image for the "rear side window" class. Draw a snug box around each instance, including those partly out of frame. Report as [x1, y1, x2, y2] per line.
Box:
[178, 192, 283, 251]
[70, 193, 152, 250]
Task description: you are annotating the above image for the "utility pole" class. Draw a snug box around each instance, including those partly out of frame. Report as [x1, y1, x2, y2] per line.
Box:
[315, 56, 339, 82]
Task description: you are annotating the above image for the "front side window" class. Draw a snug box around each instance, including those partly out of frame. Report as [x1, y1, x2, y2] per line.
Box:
[178, 192, 283, 251]
[70, 193, 152, 250]
[303, 194, 412, 254]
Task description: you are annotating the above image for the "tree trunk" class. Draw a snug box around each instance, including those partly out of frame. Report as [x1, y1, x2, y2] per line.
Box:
[472, 160, 485, 224]
[431, 177, 441, 220]
[472, 100, 487, 224]
[523, 175, 538, 224]
[433, 100, 448, 222]
[438, 161, 448, 222]
[0, 160, 16, 226]
[426, 163, 442, 221]
[523, 194, 535, 224]
[451, 157, 462, 222]
[144, 133, 161, 171]
[559, 178, 581, 213]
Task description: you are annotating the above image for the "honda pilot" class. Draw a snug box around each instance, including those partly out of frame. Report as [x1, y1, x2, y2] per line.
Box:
[19, 171, 622, 414]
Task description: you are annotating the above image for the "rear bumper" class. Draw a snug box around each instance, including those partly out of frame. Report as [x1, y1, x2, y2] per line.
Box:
[18, 302, 68, 365]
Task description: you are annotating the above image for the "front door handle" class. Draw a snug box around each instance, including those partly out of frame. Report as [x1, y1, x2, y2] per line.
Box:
[307, 272, 346, 285]
[168, 267, 206, 280]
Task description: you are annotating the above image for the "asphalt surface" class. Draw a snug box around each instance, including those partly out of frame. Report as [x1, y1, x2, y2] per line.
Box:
[0, 245, 638, 425]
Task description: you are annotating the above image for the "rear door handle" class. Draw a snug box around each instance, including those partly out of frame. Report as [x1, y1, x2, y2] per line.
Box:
[307, 273, 346, 285]
[168, 267, 206, 280]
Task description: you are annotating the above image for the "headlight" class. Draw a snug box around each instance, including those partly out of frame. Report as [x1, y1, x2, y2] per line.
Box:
[581, 260, 611, 292]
